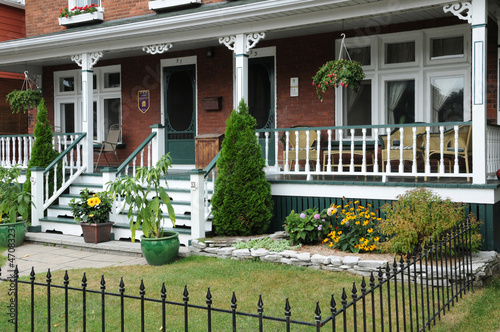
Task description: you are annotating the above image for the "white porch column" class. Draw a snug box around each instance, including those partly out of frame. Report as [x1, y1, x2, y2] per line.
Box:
[71, 52, 103, 174]
[444, 1, 487, 184]
[471, 0, 488, 184]
[219, 32, 265, 109]
[150, 124, 165, 165]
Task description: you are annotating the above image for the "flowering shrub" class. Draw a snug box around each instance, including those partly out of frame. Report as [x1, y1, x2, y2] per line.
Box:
[312, 59, 365, 101]
[69, 188, 113, 224]
[284, 208, 331, 245]
[59, 4, 99, 18]
[323, 200, 381, 253]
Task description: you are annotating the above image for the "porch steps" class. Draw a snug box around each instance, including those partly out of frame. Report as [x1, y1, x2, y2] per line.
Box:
[37, 172, 214, 246]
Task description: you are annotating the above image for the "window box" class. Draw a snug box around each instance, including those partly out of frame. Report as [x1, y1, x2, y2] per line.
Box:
[59, 8, 104, 26]
[148, 0, 201, 12]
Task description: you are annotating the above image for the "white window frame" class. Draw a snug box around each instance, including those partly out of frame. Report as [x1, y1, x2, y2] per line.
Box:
[68, 0, 101, 8]
[335, 26, 471, 133]
[380, 31, 422, 70]
[54, 65, 121, 142]
[424, 25, 470, 65]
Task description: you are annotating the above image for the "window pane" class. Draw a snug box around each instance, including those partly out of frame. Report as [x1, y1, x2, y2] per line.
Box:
[346, 46, 371, 66]
[60, 103, 75, 133]
[104, 72, 120, 88]
[249, 59, 272, 129]
[431, 36, 464, 58]
[385, 42, 415, 64]
[76, 0, 99, 6]
[104, 98, 121, 140]
[92, 101, 97, 140]
[386, 80, 415, 124]
[431, 76, 464, 122]
[59, 77, 74, 92]
[343, 80, 371, 136]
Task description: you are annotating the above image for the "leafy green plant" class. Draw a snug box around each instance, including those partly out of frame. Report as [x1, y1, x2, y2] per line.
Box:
[107, 154, 176, 241]
[284, 208, 331, 245]
[23, 98, 61, 198]
[69, 188, 113, 224]
[312, 59, 365, 101]
[233, 237, 301, 252]
[6, 89, 42, 114]
[323, 200, 381, 253]
[377, 188, 481, 254]
[0, 166, 32, 223]
[211, 100, 273, 236]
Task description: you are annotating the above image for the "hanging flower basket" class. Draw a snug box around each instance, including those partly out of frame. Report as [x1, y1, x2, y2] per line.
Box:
[312, 59, 365, 101]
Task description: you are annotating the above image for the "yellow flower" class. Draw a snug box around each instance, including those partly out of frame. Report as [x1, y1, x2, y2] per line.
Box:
[329, 242, 333, 247]
[370, 212, 375, 216]
[367, 228, 373, 233]
[355, 221, 360, 225]
[337, 231, 342, 235]
[367, 203, 371, 207]
[377, 217, 382, 221]
[334, 238, 339, 243]
[354, 200, 359, 205]
[374, 237, 380, 242]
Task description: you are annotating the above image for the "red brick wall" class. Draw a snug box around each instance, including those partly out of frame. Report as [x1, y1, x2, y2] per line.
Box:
[0, 78, 28, 135]
[26, 0, 226, 37]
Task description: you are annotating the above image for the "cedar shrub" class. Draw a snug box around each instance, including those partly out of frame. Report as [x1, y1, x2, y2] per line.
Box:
[211, 100, 273, 236]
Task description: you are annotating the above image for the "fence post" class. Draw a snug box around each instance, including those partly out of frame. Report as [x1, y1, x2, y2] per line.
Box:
[190, 169, 205, 240]
[150, 124, 165, 165]
[30, 167, 45, 232]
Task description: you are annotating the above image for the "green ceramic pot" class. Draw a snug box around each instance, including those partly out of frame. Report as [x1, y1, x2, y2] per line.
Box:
[0, 220, 27, 248]
[140, 231, 180, 266]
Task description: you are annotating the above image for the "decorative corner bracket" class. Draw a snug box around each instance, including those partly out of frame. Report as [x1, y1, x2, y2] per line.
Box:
[218, 36, 236, 51]
[142, 43, 173, 55]
[443, 2, 472, 24]
[219, 32, 266, 54]
[71, 52, 103, 69]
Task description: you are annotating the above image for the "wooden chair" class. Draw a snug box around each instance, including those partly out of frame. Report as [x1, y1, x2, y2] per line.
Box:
[94, 124, 121, 171]
[426, 125, 471, 177]
[380, 126, 426, 172]
[281, 129, 319, 171]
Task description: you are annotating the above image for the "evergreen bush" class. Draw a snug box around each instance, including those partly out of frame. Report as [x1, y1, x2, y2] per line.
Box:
[211, 100, 273, 236]
[23, 98, 61, 197]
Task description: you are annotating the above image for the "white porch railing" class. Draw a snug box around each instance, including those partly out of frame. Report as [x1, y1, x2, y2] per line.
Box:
[256, 121, 491, 182]
[31, 133, 87, 228]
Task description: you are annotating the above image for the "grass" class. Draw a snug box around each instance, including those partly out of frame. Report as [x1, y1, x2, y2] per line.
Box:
[0, 254, 498, 331]
[431, 276, 500, 332]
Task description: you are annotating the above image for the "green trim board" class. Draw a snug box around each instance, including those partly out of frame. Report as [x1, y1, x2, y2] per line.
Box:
[270, 195, 500, 252]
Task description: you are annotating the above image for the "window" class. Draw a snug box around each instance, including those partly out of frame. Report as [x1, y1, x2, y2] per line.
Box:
[386, 80, 415, 124]
[385, 41, 415, 64]
[347, 46, 371, 66]
[343, 80, 372, 136]
[431, 36, 464, 59]
[54, 66, 121, 142]
[71, 0, 100, 7]
[431, 76, 464, 122]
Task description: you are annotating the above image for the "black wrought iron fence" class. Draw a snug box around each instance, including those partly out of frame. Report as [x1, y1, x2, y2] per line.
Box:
[1, 219, 474, 331]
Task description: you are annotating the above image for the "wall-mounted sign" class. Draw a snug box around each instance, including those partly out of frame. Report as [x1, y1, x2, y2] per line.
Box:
[138, 90, 150, 113]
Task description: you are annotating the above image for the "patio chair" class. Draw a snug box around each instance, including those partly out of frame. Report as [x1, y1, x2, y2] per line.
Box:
[426, 125, 471, 177]
[380, 125, 426, 172]
[94, 124, 121, 171]
[281, 128, 319, 171]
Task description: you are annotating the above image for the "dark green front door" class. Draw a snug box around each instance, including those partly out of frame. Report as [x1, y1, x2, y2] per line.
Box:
[249, 56, 275, 164]
[164, 65, 196, 164]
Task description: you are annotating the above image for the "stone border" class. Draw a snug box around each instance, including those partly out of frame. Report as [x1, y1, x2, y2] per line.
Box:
[189, 235, 499, 287]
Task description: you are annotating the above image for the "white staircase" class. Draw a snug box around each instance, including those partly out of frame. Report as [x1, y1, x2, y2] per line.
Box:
[39, 172, 213, 246]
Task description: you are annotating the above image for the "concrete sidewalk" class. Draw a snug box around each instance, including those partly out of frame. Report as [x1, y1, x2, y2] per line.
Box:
[1, 243, 147, 277]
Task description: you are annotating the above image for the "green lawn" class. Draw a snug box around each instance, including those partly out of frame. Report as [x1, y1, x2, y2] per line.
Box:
[0, 255, 498, 331]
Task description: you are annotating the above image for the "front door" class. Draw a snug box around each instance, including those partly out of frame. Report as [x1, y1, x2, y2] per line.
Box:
[163, 65, 196, 164]
[249, 56, 275, 164]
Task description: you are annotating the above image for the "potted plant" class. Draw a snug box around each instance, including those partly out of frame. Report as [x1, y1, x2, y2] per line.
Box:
[312, 58, 365, 101]
[107, 153, 178, 265]
[58, 4, 104, 26]
[6, 89, 42, 114]
[0, 166, 32, 247]
[69, 188, 114, 244]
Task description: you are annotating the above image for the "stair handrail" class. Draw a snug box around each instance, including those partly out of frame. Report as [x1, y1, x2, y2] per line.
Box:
[115, 131, 157, 177]
[202, 150, 220, 220]
[42, 132, 87, 209]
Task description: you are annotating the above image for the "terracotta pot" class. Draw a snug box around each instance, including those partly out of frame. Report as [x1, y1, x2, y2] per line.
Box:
[140, 232, 180, 265]
[80, 222, 114, 243]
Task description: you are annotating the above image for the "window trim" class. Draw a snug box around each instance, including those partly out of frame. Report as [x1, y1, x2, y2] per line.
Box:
[424, 25, 470, 66]
[379, 31, 422, 70]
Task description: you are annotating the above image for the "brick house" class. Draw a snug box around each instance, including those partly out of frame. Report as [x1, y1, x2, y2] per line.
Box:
[0, 0, 499, 250]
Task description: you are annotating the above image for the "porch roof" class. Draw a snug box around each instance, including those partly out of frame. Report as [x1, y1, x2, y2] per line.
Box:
[0, 0, 474, 73]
